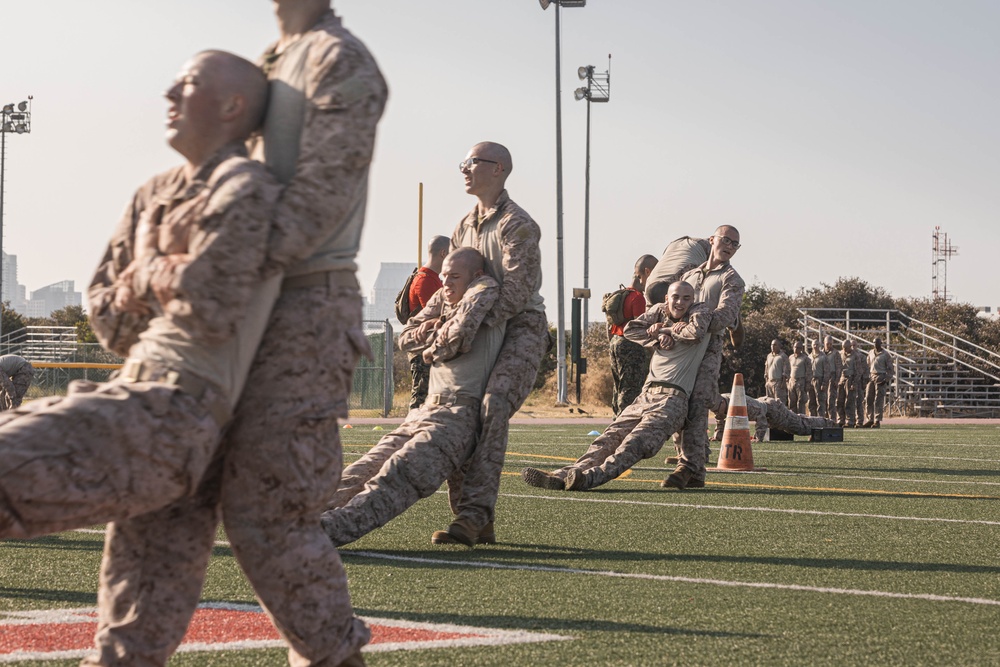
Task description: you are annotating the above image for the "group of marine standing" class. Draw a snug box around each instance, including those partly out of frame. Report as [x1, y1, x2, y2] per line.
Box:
[765, 334, 894, 429]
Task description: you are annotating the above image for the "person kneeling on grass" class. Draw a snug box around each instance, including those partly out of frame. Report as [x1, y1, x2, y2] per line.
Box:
[522, 281, 711, 492]
[321, 247, 505, 546]
[710, 393, 839, 443]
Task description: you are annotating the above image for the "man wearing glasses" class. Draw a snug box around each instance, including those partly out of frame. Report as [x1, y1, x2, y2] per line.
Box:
[663, 226, 745, 490]
[432, 142, 549, 547]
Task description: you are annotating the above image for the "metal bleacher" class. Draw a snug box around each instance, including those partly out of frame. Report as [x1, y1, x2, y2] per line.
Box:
[798, 308, 1000, 418]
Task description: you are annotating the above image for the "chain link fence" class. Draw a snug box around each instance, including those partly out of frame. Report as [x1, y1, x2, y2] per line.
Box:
[11, 320, 396, 416]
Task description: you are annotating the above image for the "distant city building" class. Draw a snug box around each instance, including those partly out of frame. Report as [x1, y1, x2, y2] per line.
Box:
[365, 262, 416, 327]
[1, 252, 27, 313]
[1, 252, 82, 318]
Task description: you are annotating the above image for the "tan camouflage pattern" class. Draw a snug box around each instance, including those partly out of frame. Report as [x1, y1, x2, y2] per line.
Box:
[252, 10, 388, 277]
[610, 335, 649, 415]
[447, 309, 549, 530]
[97, 287, 374, 667]
[809, 348, 830, 418]
[788, 351, 812, 414]
[408, 353, 431, 410]
[864, 348, 894, 424]
[837, 348, 863, 426]
[854, 349, 869, 424]
[548, 388, 688, 490]
[445, 190, 548, 534]
[322, 403, 479, 546]
[451, 190, 545, 328]
[89, 143, 281, 358]
[0, 357, 33, 410]
[0, 380, 222, 540]
[323, 276, 501, 544]
[712, 393, 836, 440]
[765, 351, 791, 406]
[399, 276, 499, 364]
[677, 260, 745, 481]
[826, 347, 843, 420]
[643, 236, 711, 305]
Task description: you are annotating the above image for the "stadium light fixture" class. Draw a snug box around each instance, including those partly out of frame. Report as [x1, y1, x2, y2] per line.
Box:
[574, 56, 611, 333]
[1, 96, 33, 341]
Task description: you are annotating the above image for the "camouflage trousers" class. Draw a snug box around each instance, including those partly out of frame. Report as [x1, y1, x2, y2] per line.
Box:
[1, 366, 34, 410]
[408, 353, 430, 410]
[836, 379, 860, 426]
[760, 396, 836, 435]
[809, 378, 829, 419]
[788, 378, 808, 415]
[865, 379, 889, 424]
[552, 388, 687, 490]
[448, 309, 549, 532]
[609, 335, 648, 416]
[765, 379, 788, 406]
[0, 379, 223, 541]
[825, 377, 839, 419]
[86, 283, 371, 667]
[322, 401, 479, 546]
[854, 381, 867, 425]
[678, 335, 725, 481]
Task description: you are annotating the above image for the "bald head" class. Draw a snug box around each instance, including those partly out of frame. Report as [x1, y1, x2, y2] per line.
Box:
[471, 141, 513, 175]
[441, 247, 486, 305]
[665, 280, 696, 319]
[166, 50, 268, 166]
[194, 50, 269, 138]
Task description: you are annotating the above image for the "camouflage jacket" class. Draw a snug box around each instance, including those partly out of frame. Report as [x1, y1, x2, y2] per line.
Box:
[253, 9, 389, 276]
[399, 275, 500, 364]
[622, 302, 712, 348]
[452, 190, 544, 328]
[680, 260, 745, 337]
[88, 143, 282, 357]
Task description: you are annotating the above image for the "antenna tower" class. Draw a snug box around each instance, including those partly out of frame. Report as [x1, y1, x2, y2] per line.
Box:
[931, 226, 958, 302]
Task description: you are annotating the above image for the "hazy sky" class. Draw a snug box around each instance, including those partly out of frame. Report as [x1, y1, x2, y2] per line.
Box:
[2, 1, 998, 323]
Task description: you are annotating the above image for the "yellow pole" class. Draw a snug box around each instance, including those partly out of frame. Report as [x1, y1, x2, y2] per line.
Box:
[418, 182, 424, 265]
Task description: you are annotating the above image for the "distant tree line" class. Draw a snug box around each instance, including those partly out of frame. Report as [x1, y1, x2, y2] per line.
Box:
[537, 276, 1000, 404]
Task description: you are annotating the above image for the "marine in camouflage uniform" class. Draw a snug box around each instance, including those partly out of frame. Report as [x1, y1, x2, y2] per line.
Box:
[608, 256, 656, 415]
[836, 340, 861, 427]
[808, 340, 829, 418]
[0, 48, 284, 667]
[711, 393, 837, 442]
[824, 336, 843, 421]
[787, 341, 812, 415]
[854, 345, 869, 427]
[643, 236, 711, 305]
[610, 334, 650, 415]
[93, 11, 389, 667]
[864, 338, 894, 427]
[0, 355, 34, 410]
[433, 142, 548, 547]
[322, 268, 504, 545]
[522, 289, 710, 492]
[764, 340, 791, 406]
[666, 227, 745, 490]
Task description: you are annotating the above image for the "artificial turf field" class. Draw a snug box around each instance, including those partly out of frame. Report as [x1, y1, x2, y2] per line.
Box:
[2, 423, 999, 666]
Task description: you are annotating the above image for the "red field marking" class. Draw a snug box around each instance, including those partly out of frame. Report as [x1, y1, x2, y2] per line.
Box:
[0, 603, 569, 662]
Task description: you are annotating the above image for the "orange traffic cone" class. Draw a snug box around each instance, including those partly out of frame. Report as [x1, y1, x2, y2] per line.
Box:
[709, 373, 766, 471]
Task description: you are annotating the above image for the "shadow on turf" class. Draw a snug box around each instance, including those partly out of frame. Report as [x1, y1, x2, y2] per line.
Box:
[346, 547, 1000, 576]
[1, 534, 104, 553]
[808, 465, 1000, 479]
[352, 608, 766, 640]
[0, 586, 96, 605]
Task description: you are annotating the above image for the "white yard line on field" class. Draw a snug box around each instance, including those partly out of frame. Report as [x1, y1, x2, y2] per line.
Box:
[347, 551, 1000, 607]
[497, 492, 1000, 526]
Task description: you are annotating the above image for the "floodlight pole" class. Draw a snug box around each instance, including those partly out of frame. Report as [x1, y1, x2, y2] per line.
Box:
[574, 56, 611, 337]
[0, 98, 34, 341]
[541, 0, 585, 405]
